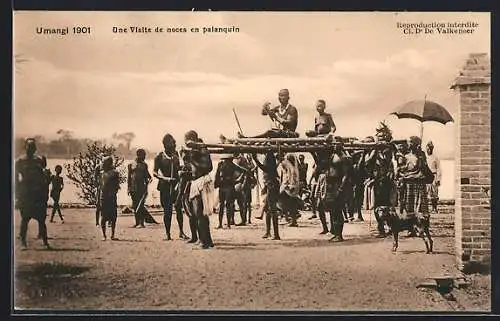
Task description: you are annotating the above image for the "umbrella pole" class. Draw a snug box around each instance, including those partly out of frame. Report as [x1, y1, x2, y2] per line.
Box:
[420, 122, 424, 144]
[421, 94, 427, 144]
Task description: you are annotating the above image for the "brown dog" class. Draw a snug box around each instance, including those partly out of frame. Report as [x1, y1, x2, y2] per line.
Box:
[375, 206, 433, 253]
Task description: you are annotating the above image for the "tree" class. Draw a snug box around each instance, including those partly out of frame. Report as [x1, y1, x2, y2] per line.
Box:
[64, 141, 126, 205]
[57, 129, 73, 155]
[112, 132, 136, 151]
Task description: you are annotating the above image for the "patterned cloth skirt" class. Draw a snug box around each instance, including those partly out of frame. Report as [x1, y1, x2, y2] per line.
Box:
[405, 181, 429, 217]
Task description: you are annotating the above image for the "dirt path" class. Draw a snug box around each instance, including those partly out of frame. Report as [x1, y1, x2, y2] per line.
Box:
[13, 208, 490, 311]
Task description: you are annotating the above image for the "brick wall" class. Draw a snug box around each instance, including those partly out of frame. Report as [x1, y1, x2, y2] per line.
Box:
[451, 53, 491, 272]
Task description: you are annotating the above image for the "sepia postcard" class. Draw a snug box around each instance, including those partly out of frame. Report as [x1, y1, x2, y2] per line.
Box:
[12, 11, 491, 312]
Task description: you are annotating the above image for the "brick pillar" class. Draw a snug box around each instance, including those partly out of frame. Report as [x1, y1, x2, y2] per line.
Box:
[451, 53, 491, 273]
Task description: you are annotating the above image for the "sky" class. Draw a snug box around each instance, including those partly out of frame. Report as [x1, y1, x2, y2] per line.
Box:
[13, 12, 490, 159]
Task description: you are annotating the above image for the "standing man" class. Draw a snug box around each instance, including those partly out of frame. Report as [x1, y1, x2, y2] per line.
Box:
[100, 156, 120, 241]
[15, 138, 51, 250]
[214, 154, 238, 229]
[298, 154, 308, 198]
[252, 152, 281, 240]
[426, 141, 441, 213]
[177, 149, 197, 242]
[154, 134, 189, 241]
[128, 149, 152, 228]
[279, 154, 301, 227]
[233, 153, 255, 226]
[309, 146, 334, 234]
[241, 89, 299, 139]
[49, 165, 65, 223]
[184, 130, 215, 249]
[395, 142, 409, 215]
[325, 143, 351, 242]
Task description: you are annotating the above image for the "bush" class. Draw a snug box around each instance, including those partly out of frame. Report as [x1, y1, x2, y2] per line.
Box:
[64, 141, 126, 205]
[375, 121, 393, 142]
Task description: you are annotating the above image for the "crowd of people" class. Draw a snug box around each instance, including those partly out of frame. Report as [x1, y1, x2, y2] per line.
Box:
[14, 88, 441, 250]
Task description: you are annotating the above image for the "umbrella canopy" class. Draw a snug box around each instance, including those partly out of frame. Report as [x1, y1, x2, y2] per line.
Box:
[391, 100, 454, 125]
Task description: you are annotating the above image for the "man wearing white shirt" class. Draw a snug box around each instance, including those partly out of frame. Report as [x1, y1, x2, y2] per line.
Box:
[425, 141, 441, 213]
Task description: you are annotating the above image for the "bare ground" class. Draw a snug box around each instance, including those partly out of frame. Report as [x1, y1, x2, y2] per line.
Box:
[13, 208, 491, 312]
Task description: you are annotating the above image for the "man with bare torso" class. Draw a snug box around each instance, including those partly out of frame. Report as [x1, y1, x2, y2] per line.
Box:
[184, 130, 215, 249]
[154, 134, 189, 240]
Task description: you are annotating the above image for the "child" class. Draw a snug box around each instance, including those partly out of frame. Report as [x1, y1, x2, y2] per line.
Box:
[306, 100, 336, 137]
[100, 156, 120, 241]
[50, 165, 65, 223]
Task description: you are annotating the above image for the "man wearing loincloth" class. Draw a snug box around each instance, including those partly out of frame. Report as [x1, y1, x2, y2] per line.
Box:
[240, 89, 299, 139]
[252, 152, 281, 240]
[176, 149, 198, 243]
[128, 149, 153, 228]
[298, 154, 308, 198]
[184, 130, 215, 249]
[278, 153, 301, 227]
[325, 143, 352, 242]
[309, 147, 333, 233]
[15, 138, 51, 250]
[364, 133, 397, 237]
[99, 156, 120, 241]
[154, 134, 189, 241]
[214, 154, 238, 229]
[233, 153, 256, 226]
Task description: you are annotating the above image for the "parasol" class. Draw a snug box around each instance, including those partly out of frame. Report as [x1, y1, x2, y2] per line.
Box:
[390, 97, 454, 141]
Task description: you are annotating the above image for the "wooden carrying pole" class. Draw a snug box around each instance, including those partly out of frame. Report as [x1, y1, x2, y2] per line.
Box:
[186, 140, 406, 154]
